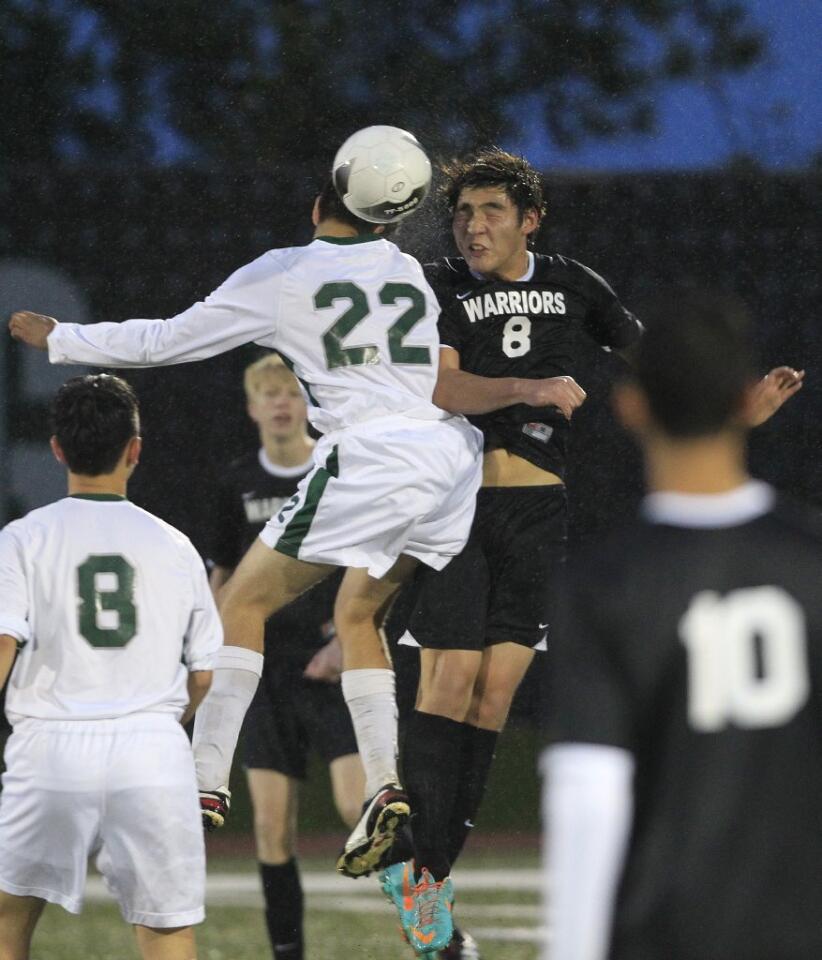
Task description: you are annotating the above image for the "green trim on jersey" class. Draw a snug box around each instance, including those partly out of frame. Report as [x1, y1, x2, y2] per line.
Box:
[69, 493, 127, 502]
[275, 446, 339, 559]
[276, 350, 320, 407]
[315, 235, 383, 245]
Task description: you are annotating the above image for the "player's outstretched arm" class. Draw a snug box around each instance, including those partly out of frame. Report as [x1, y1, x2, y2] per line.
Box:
[746, 366, 805, 427]
[433, 347, 587, 420]
[9, 254, 282, 368]
[8, 311, 56, 349]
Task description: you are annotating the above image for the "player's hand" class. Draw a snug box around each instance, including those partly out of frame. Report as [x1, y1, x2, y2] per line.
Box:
[200, 786, 231, 831]
[746, 366, 804, 427]
[8, 311, 57, 349]
[518, 375, 587, 420]
[303, 637, 343, 684]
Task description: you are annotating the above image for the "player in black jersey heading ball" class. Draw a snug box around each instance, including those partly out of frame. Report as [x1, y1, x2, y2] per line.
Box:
[383, 150, 803, 958]
[543, 288, 811, 960]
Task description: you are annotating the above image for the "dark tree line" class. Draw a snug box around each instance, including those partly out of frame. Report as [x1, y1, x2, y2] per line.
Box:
[2, 0, 763, 174]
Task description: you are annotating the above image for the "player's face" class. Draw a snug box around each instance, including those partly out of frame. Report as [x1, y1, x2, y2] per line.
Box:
[452, 186, 538, 280]
[248, 376, 307, 440]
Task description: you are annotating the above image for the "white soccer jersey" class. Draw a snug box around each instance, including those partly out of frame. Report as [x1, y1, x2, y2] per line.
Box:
[47, 236, 446, 435]
[0, 495, 222, 723]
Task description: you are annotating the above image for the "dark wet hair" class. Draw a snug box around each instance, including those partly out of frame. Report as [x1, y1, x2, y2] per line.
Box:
[317, 180, 382, 235]
[51, 374, 140, 475]
[440, 148, 547, 240]
[634, 286, 757, 437]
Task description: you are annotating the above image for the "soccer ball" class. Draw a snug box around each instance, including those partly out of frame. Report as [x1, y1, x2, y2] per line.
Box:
[333, 126, 432, 224]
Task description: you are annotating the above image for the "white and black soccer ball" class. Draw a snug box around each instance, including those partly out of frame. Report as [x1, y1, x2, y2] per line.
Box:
[332, 126, 432, 224]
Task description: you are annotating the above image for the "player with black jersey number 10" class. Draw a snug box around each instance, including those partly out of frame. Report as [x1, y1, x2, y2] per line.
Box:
[543, 287, 812, 960]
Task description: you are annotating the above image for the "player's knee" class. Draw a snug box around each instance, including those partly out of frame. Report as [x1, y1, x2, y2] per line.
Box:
[252, 812, 294, 861]
[333, 594, 377, 634]
[472, 688, 512, 731]
[335, 794, 363, 829]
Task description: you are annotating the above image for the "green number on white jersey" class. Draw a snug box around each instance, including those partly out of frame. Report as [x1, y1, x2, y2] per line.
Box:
[315, 281, 431, 369]
[76, 554, 137, 648]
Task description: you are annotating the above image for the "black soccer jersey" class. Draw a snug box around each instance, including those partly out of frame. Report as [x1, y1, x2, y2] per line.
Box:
[209, 449, 341, 666]
[425, 254, 642, 478]
[547, 486, 822, 960]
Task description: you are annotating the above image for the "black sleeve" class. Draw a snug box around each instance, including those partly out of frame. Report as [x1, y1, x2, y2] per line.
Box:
[437, 304, 465, 354]
[424, 262, 464, 354]
[545, 559, 636, 751]
[572, 259, 643, 350]
[207, 476, 246, 570]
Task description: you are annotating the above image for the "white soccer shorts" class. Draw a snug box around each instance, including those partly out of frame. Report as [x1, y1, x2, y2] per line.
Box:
[0, 714, 205, 927]
[260, 414, 483, 578]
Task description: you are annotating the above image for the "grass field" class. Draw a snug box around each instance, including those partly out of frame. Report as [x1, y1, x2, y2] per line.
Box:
[28, 851, 544, 960]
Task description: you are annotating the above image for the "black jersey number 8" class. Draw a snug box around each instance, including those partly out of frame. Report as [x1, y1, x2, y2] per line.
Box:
[315, 281, 431, 369]
[76, 554, 137, 648]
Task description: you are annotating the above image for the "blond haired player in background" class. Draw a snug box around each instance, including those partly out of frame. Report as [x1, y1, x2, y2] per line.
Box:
[209, 354, 364, 960]
[0, 374, 222, 960]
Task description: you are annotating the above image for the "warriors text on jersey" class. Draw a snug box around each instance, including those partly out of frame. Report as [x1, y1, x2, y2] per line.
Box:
[0, 495, 221, 723]
[47, 236, 448, 435]
[547, 483, 822, 960]
[209, 449, 340, 666]
[425, 253, 643, 477]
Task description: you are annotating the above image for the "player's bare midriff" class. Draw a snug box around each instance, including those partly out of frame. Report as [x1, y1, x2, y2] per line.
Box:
[481, 448, 562, 487]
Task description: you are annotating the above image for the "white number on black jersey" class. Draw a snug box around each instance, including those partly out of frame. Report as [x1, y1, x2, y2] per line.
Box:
[679, 586, 809, 732]
[501, 316, 532, 358]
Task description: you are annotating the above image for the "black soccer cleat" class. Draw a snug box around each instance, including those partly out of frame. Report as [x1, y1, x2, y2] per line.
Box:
[438, 926, 481, 959]
[199, 786, 231, 831]
[336, 783, 411, 878]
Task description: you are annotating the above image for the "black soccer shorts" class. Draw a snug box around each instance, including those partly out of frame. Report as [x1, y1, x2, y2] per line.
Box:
[241, 658, 358, 779]
[404, 484, 568, 651]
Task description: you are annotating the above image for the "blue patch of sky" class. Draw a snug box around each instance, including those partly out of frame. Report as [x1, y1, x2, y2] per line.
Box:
[512, 0, 821, 170]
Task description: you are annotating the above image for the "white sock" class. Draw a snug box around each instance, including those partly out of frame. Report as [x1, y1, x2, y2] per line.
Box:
[192, 645, 264, 791]
[341, 668, 399, 797]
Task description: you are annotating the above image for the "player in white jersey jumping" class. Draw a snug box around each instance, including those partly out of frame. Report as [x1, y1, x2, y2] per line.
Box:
[0, 374, 222, 960]
[10, 179, 548, 877]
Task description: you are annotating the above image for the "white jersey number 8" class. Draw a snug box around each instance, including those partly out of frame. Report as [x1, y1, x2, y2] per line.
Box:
[679, 586, 809, 732]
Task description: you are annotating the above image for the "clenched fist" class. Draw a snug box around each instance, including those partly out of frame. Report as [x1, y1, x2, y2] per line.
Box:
[8, 311, 57, 350]
[517, 375, 587, 420]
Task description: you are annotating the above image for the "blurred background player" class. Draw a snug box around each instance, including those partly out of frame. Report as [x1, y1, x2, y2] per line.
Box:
[208, 354, 364, 960]
[386, 149, 802, 957]
[9, 175, 483, 882]
[0, 374, 221, 960]
[543, 289, 814, 960]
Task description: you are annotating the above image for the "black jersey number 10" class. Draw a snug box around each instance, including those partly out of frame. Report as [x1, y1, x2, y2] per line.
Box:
[314, 281, 431, 369]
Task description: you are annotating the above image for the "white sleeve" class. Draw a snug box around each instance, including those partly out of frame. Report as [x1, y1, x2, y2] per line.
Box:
[541, 743, 634, 960]
[182, 549, 223, 671]
[47, 252, 284, 368]
[0, 525, 30, 643]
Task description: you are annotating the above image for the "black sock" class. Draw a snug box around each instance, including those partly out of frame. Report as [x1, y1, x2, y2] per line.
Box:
[260, 859, 303, 959]
[402, 710, 466, 881]
[446, 725, 498, 866]
[383, 821, 415, 866]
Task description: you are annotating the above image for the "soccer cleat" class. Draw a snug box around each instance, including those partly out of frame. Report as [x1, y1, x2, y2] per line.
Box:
[408, 868, 454, 954]
[199, 786, 231, 831]
[336, 784, 410, 878]
[438, 926, 481, 959]
[379, 860, 417, 938]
